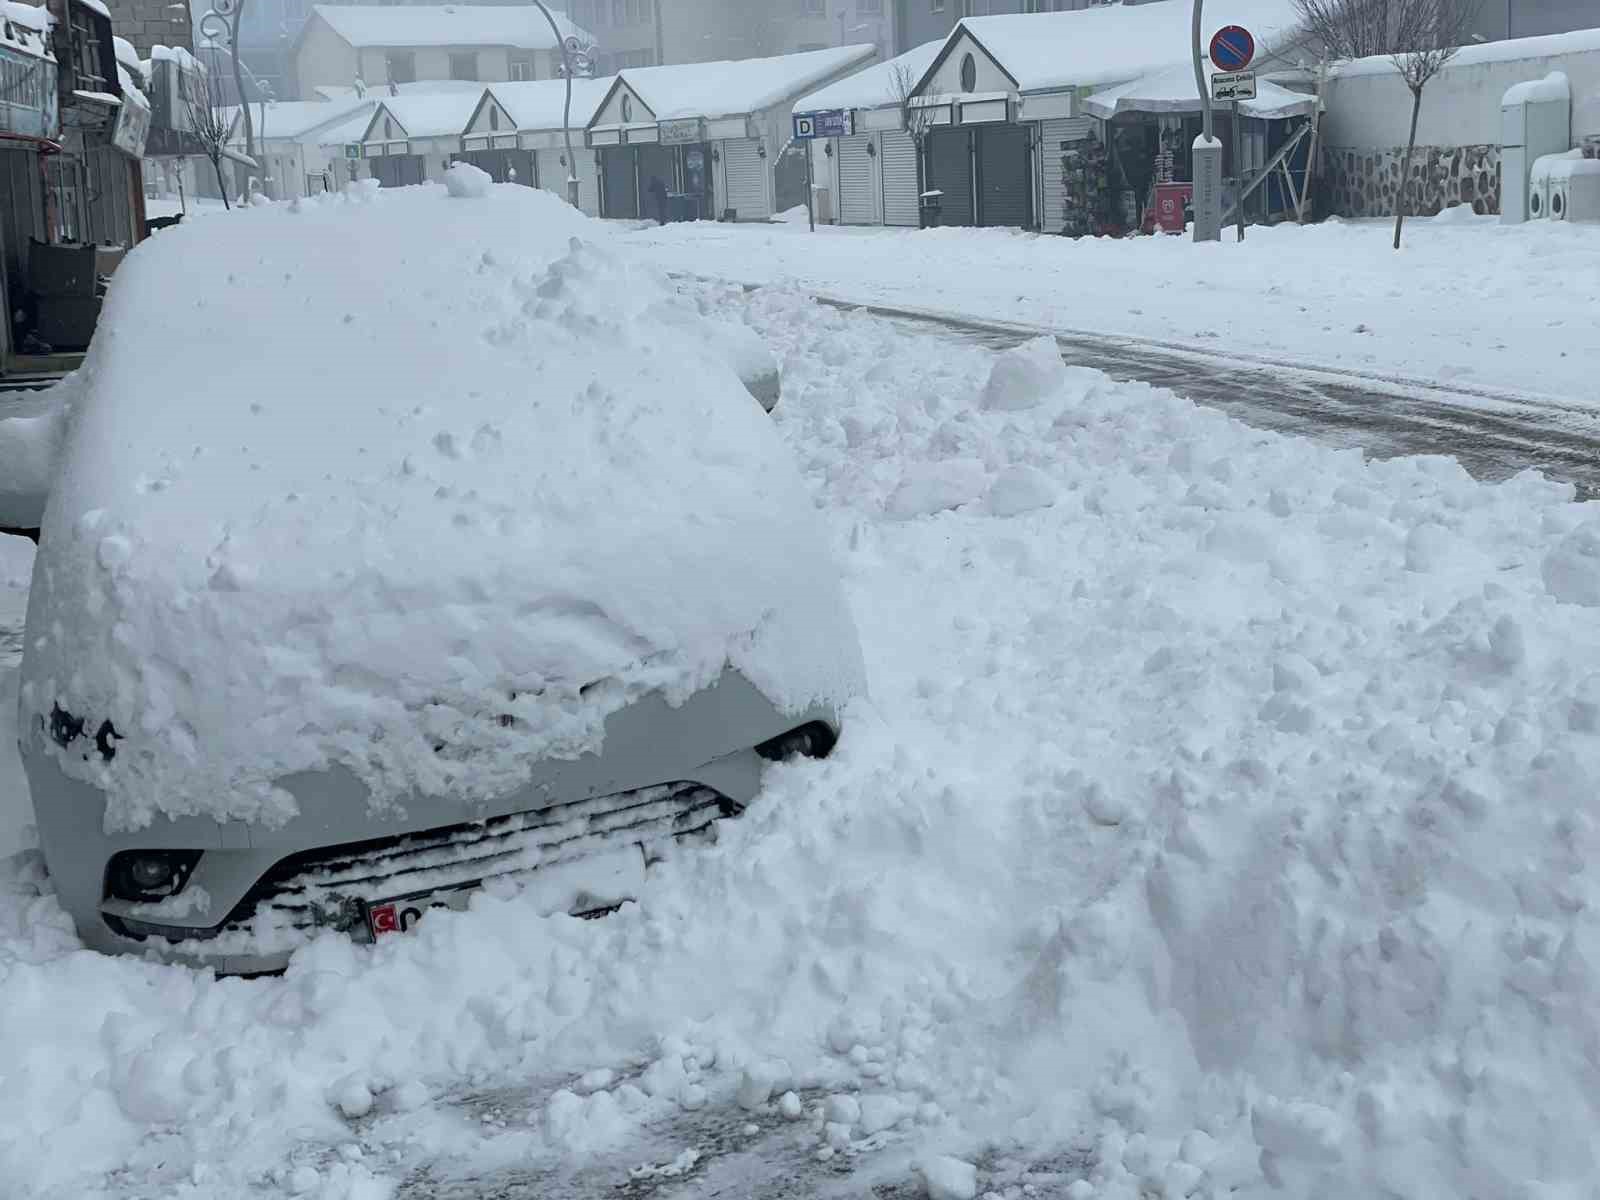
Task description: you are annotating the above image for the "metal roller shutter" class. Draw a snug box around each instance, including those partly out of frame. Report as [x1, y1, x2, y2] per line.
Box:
[722, 138, 770, 221]
[977, 125, 1031, 229]
[926, 128, 972, 226]
[880, 130, 920, 227]
[1038, 118, 1094, 235]
[600, 147, 638, 219]
[837, 134, 877, 225]
[537, 149, 601, 215]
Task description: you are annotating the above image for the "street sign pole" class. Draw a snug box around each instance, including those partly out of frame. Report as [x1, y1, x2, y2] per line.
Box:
[805, 139, 816, 233]
[1191, 0, 1222, 242]
[1233, 98, 1244, 242]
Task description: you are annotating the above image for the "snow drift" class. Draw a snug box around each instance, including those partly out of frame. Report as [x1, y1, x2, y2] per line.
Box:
[20, 184, 859, 831]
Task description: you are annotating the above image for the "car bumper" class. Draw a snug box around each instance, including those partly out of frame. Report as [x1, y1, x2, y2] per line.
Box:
[22, 667, 837, 974]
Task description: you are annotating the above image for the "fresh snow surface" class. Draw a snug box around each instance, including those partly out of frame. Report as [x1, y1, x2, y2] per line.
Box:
[616, 44, 878, 122]
[624, 213, 1600, 405]
[1331, 25, 1600, 79]
[0, 386, 69, 530]
[6, 272, 1600, 1199]
[955, 0, 1305, 93]
[21, 184, 861, 833]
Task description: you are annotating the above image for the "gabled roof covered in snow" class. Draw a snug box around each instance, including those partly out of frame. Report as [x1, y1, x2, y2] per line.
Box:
[362, 90, 481, 141]
[307, 4, 590, 51]
[225, 99, 374, 143]
[599, 44, 879, 123]
[917, 0, 1308, 96]
[476, 75, 613, 133]
[795, 40, 942, 114]
[314, 79, 485, 102]
[304, 103, 375, 147]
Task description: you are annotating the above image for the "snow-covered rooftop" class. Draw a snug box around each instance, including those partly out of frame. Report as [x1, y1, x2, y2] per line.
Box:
[952, 0, 1307, 93]
[228, 99, 370, 141]
[304, 104, 376, 146]
[367, 91, 483, 139]
[0, 1, 52, 59]
[485, 76, 613, 131]
[309, 4, 589, 51]
[1084, 59, 1317, 120]
[795, 40, 942, 114]
[314, 79, 485, 102]
[616, 44, 879, 122]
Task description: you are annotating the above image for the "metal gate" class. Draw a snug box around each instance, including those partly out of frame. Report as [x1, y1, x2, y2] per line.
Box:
[977, 125, 1032, 228]
[721, 138, 769, 221]
[879, 130, 919, 227]
[600, 146, 638, 218]
[371, 154, 425, 188]
[925, 128, 973, 226]
[836, 134, 877, 225]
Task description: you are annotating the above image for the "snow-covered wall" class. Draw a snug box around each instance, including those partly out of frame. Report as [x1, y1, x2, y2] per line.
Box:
[1317, 29, 1600, 217]
[1321, 29, 1600, 150]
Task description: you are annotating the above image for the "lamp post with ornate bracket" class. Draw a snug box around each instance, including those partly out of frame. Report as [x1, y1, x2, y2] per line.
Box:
[527, 0, 592, 209]
[198, 0, 255, 183]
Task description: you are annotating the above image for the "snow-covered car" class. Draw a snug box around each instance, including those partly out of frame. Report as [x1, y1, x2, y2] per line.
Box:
[17, 176, 863, 974]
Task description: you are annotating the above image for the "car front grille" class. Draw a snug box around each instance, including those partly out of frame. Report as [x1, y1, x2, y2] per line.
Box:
[111, 780, 737, 944]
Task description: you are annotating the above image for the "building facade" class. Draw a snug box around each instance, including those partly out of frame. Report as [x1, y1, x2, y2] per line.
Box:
[98, 0, 192, 60]
[293, 5, 581, 99]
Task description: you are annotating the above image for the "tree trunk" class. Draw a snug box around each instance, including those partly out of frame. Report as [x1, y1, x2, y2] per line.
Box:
[211, 156, 231, 210]
[1393, 85, 1422, 250]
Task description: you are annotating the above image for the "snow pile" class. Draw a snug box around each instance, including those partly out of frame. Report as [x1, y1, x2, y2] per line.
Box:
[442, 160, 491, 198]
[22, 185, 859, 832]
[5, 269, 1600, 1199]
[1502, 69, 1570, 106]
[980, 334, 1066, 412]
[0, 384, 71, 530]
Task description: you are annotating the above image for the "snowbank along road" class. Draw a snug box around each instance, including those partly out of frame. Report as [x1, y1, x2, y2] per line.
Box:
[4, 194, 1600, 1200]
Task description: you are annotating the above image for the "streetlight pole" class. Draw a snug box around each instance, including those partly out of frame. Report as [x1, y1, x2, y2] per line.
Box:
[200, 0, 254, 178]
[527, 0, 589, 209]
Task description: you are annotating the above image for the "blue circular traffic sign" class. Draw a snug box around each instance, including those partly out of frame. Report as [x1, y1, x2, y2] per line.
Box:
[1209, 25, 1255, 72]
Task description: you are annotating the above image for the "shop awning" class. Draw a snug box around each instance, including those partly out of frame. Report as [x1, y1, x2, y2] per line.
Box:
[1083, 62, 1317, 121]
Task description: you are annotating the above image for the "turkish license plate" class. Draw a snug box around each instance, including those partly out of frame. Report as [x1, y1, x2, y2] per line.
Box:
[363, 885, 475, 939]
[361, 846, 648, 940]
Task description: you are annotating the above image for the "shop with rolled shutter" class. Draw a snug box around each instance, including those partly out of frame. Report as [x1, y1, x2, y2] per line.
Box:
[720, 138, 770, 222]
[835, 134, 879, 225]
[879, 130, 921, 227]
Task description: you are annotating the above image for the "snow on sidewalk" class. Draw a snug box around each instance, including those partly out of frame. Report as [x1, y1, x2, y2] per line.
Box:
[4, 256, 1600, 1199]
[623, 208, 1600, 407]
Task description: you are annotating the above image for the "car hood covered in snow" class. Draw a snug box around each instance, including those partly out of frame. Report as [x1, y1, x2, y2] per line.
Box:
[21, 181, 863, 832]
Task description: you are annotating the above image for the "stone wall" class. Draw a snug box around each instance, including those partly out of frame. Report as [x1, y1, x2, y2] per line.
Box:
[105, 0, 193, 60]
[1320, 143, 1501, 218]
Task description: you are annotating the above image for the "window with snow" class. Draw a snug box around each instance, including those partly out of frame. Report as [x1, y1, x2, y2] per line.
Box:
[386, 51, 415, 84]
[510, 53, 534, 80]
[449, 53, 478, 81]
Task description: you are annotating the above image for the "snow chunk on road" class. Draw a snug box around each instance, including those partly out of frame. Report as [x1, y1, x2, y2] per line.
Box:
[985, 465, 1056, 516]
[980, 334, 1065, 412]
[443, 160, 492, 198]
[1543, 520, 1600, 606]
[22, 186, 861, 830]
[917, 1154, 978, 1200]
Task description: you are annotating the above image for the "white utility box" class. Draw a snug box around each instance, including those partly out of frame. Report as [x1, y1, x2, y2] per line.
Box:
[1502, 72, 1571, 224]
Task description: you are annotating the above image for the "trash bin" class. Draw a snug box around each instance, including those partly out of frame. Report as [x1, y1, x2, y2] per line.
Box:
[919, 189, 943, 229]
[668, 192, 701, 222]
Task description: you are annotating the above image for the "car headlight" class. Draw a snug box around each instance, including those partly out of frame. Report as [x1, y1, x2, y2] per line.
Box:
[106, 850, 203, 901]
[755, 722, 837, 762]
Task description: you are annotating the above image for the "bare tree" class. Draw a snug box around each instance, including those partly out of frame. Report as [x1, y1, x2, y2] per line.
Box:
[183, 54, 234, 210]
[889, 61, 934, 149]
[1294, 0, 1480, 247]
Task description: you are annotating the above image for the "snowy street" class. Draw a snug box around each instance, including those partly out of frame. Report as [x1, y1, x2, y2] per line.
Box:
[5, 187, 1600, 1200]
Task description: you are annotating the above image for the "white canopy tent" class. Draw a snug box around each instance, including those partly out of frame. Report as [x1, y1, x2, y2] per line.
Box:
[1083, 62, 1317, 121]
